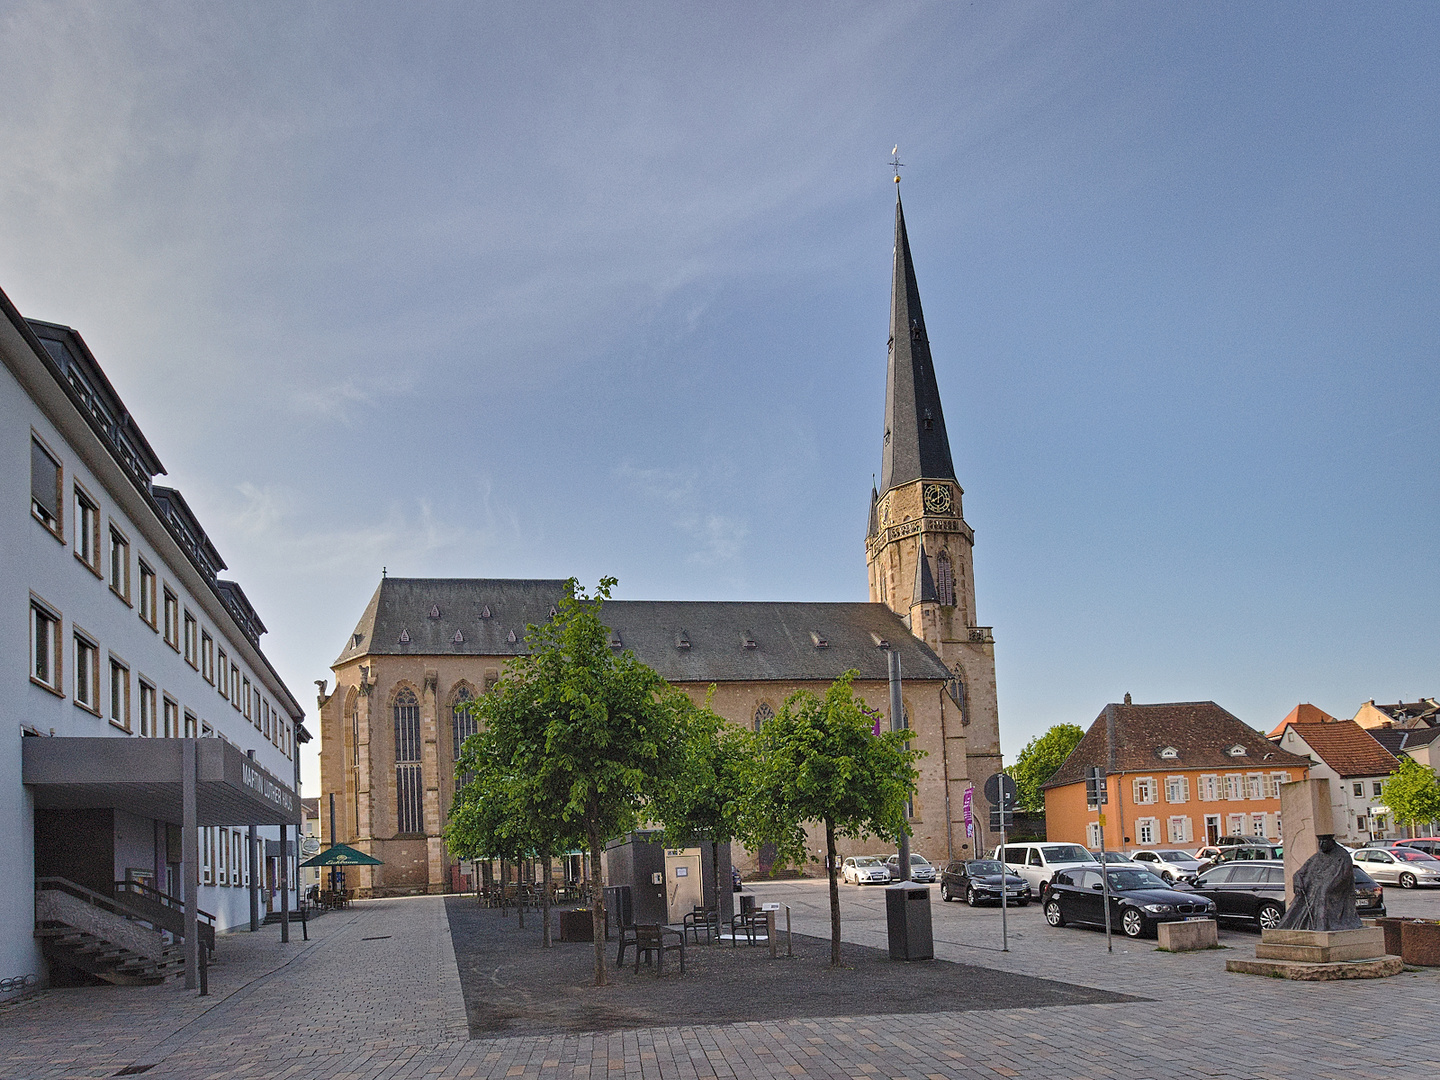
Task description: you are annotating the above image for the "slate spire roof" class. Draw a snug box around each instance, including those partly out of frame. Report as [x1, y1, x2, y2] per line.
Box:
[880, 191, 956, 497]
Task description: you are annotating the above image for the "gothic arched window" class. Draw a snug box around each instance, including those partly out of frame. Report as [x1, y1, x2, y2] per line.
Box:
[936, 551, 955, 607]
[394, 688, 423, 834]
[451, 687, 476, 764]
[753, 702, 775, 731]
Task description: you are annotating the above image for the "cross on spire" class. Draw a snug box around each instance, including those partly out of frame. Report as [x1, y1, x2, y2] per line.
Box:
[890, 145, 904, 184]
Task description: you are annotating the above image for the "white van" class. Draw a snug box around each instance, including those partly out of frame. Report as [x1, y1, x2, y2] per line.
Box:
[993, 842, 1099, 892]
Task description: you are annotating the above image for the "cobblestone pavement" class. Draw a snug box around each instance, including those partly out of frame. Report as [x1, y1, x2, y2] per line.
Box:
[2, 883, 1438, 1080]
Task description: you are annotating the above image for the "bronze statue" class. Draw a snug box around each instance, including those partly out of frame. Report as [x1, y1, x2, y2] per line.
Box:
[1277, 835, 1362, 932]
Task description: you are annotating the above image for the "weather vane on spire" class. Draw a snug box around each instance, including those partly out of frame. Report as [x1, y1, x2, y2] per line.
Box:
[890, 145, 904, 184]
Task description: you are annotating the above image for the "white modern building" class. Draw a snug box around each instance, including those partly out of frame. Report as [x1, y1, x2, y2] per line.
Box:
[1273, 719, 1402, 845]
[2, 286, 309, 993]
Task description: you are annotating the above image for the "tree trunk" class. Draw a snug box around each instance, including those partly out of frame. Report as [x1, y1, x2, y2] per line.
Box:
[709, 839, 721, 945]
[587, 820, 607, 986]
[542, 854, 553, 948]
[500, 857, 509, 915]
[516, 857, 525, 929]
[826, 817, 841, 967]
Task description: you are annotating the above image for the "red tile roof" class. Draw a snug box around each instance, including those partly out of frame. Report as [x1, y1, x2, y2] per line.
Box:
[1279, 720, 1402, 778]
[1267, 702, 1337, 738]
[1044, 701, 1311, 789]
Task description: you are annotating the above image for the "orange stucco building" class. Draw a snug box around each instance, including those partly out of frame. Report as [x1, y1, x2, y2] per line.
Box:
[1043, 699, 1311, 850]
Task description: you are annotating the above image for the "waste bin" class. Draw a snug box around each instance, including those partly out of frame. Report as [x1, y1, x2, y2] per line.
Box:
[885, 882, 933, 960]
[740, 894, 757, 915]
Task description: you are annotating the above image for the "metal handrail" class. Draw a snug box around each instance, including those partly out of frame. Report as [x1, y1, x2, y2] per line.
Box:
[113, 879, 216, 928]
[36, 877, 214, 949]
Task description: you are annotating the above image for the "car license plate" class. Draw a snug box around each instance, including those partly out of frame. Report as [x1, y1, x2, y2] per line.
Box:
[1184, 916, 1209, 922]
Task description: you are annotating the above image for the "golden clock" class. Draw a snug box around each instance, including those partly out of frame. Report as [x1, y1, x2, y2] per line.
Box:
[923, 484, 952, 516]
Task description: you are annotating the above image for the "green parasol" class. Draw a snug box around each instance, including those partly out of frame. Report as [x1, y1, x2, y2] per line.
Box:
[299, 842, 383, 867]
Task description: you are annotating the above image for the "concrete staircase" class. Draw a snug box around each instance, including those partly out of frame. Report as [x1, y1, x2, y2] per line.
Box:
[34, 879, 206, 987]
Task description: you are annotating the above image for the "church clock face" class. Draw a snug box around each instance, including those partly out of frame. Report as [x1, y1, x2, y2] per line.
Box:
[923, 483, 953, 516]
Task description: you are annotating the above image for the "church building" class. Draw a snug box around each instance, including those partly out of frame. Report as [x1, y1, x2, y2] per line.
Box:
[315, 192, 1004, 894]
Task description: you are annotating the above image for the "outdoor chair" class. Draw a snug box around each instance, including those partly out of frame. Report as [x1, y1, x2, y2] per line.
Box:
[683, 905, 719, 944]
[730, 909, 765, 947]
[615, 922, 639, 967]
[633, 924, 684, 975]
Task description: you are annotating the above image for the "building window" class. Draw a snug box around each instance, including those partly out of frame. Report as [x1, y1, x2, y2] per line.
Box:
[753, 702, 775, 731]
[935, 551, 955, 607]
[242, 678, 251, 720]
[163, 696, 179, 739]
[1227, 813, 1246, 835]
[230, 664, 241, 709]
[234, 830, 246, 887]
[30, 599, 62, 692]
[184, 710, 197, 738]
[183, 611, 198, 668]
[31, 435, 63, 535]
[1275, 812, 1283, 839]
[1224, 774, 1244, 801]
[451, 687, 476, 766]
[74, 633, 99, 713]
[1373, 814, 1387, 833]
[1086, 822, 1103, 848]
[138, 561, 157, 629]
[1353, 782, 1364, 798]
[217, 649, 228, 697]
[395, 688, 423, 834]
[1136, 818, 1157, 845]
[1356, 815, 1368, 832]
[1244, 774, 1263, 801]
[1167, 816, 1193, 843]
[202, 827, 213, 885]
[1165, 776, 1189, 803]
[109, 657, 130, 731]
[139, 681, 156, 737]
[163, 589, 180, 650]
[201, 632, 214, 683]
[108, 528, 130, 603]
[1372, 781, 1383, 797]
[1132, 776, 1157, 804]
[201, 722, 213, 738]
[1265, 772, 1289, 799]
[74, 487, 101, 573]
[263, 700, 272, 742]
[1252, 813, 1268, 837]
[1198, 774, 1220, 802]
[253, 687, 262, 728]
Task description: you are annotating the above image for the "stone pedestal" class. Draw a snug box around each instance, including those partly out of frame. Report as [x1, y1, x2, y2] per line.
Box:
[1227, 927, 1401, 980]
[1157, 918, 1218, 952]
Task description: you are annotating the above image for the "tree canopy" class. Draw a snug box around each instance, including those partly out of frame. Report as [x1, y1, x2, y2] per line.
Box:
[1007, 723, 1086, 813]
[447, 577, 686, 985]
[746, 671, 922, 965]
[1380, 755, 1440, 831]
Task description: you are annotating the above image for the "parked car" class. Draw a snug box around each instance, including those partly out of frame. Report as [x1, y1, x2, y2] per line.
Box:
[841, 856, 891, 885]
[1198, 844, 1283, 872]
[1398, 838, 1440, 858]
[994, 842, 1099, 892]
[1128, 849, 1204, 884]
[1359, 839, 1414, 850]
[1216, 835, 1272, 848]
[939, 859, 1031, 906]
[1090, 851, 1145, 870]
[1352, 846, 1440, 889]
[1042, 866, 1215, 939]
[1184, 860, 1386, 930]
[884, 853, 938, 883]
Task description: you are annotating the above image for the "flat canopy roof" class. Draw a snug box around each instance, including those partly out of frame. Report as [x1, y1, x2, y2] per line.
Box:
[23, 737, 299, 826]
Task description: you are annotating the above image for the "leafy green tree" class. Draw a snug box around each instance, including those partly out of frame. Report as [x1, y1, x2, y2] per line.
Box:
[1007, 723, 1086, 813]
[652, 691, 753, 935]
[1380, 755, 1440, 833]
[450, 577, 685, 985]
[747, 671, 922, 966]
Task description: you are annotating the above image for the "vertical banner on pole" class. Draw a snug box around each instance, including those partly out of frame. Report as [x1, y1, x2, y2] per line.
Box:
[962, 787, 974, 838]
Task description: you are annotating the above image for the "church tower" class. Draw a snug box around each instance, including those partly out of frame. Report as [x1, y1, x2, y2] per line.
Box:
[866, 188, 1004, 812]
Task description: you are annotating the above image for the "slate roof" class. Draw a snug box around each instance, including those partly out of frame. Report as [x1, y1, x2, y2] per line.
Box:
[1282, 721, 1403, 778]
[1044, 700, 1310, 789]
[879, 193, 956, 497]
[1369, 726, 1440, 756]
[335, 578, 954, 684]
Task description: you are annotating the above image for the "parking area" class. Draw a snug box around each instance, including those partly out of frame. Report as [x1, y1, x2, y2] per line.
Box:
[745, 873, 1440, 1000]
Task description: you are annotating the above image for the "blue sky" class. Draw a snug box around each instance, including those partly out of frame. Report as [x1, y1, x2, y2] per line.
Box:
[2, 2, 1435, 791]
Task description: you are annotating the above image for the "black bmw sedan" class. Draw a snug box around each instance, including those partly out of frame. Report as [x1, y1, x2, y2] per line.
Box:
[1042, 867, 1215, 938]
[939, 859, 1031, 906]
[1183, 860, 1386, 930]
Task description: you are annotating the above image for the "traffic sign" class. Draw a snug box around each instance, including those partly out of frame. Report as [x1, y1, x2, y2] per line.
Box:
[984, 772, 1018, 810]
[1085, 765, 1108, 809]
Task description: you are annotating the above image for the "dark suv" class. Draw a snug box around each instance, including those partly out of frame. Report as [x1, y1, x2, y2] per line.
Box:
[1184, 860, 1386, 930]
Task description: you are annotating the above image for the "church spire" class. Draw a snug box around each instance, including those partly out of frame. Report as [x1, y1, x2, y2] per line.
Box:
[879, 191, 955, 496]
